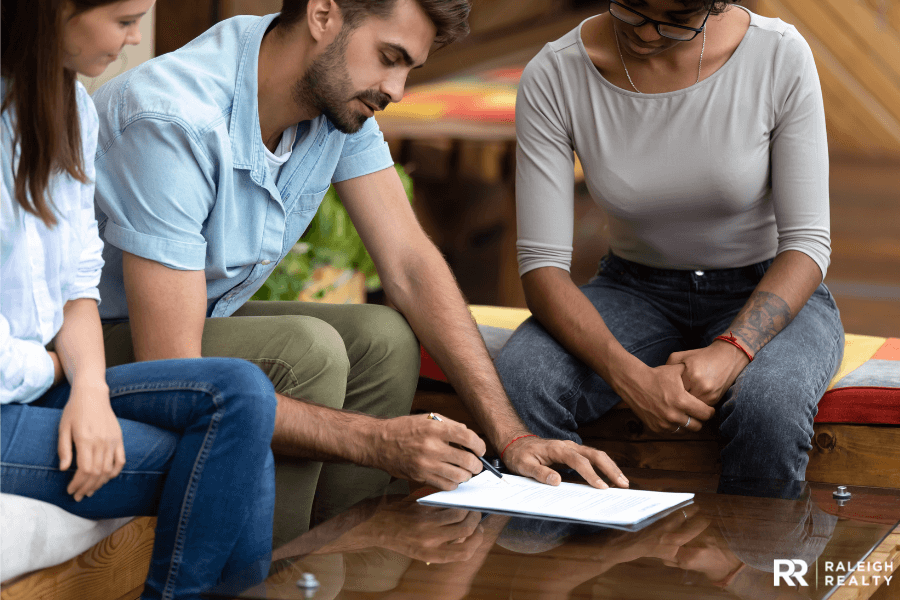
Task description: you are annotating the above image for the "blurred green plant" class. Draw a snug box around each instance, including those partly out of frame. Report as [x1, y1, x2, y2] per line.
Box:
[251, 164, 414, 302]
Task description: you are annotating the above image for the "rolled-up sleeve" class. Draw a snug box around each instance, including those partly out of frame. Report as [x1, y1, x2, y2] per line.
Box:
[515, 48, 577, 276]
[0, 314, 55, 404]
[94, 117, 214, 271]
[770, 27, 831, 280]
[69, 86, 103, 303]
[331, 117, 395, 183]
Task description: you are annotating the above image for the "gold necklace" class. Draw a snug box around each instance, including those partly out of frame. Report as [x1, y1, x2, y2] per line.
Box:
[613, 23, 706, 93]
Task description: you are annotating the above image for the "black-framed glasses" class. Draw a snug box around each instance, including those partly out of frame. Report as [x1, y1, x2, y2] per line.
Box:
[609, 0, 712, 41]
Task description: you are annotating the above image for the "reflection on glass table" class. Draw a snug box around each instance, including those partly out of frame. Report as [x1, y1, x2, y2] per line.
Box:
[206, 470, 900, 600]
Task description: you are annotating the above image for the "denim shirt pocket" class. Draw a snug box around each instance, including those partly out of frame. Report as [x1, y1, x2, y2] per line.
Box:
[291, 186, 331, 214]
[283, 188, 329, 251]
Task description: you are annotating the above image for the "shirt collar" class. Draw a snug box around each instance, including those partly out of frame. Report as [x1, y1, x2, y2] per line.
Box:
[229, 13, 279, 176]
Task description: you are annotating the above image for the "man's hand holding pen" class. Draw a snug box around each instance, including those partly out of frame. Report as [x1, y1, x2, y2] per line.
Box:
[429, 413, 510, 485]
[369, 411, 628, 491]
[367, 413, 486, 491]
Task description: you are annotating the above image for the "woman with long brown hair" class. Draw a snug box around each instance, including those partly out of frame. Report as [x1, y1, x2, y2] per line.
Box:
[1, 2, 278, 598]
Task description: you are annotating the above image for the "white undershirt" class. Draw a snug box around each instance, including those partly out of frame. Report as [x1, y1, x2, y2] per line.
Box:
[263, 124, 299, 179]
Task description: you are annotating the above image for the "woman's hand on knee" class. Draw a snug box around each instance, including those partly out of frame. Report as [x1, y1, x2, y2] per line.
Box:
[58, 381, 126, 502]
[666, 344, 749, 406]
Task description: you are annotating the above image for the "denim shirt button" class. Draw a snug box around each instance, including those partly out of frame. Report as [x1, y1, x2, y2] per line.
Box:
[260, 260, 271, 265]
[695, 270, 705, 276]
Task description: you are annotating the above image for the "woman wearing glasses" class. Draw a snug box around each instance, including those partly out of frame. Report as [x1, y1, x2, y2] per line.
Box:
[496, 0, 842, 481]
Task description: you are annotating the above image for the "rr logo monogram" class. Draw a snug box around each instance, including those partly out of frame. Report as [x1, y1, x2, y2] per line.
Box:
[774, 559, 809, 586]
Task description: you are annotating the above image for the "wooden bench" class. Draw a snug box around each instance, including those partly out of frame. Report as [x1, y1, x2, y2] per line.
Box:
[0, 517, 155, 600]
[416, 306, 900, 489]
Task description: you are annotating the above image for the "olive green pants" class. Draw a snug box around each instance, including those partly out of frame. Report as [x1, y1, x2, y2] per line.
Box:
[103, 301, 420, 546]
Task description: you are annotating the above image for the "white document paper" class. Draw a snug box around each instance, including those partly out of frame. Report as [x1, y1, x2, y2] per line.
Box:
[418, 472, 693, 527]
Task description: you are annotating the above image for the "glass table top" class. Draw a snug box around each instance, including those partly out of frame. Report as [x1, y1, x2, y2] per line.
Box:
[206, 469, 900, 600]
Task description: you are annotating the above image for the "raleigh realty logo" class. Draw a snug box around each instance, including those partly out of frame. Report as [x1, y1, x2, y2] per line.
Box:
[774, 559, 894, 587]
[774, 560, 809, 586]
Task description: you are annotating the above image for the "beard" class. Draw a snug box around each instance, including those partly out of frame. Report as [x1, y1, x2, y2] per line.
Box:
[292, 29, 390, 134]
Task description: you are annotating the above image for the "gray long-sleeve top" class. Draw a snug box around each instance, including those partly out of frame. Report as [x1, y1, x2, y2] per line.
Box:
[515, 8, 830, 279]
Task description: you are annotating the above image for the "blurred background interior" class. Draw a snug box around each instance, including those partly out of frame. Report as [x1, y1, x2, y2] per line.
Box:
[81, 0, 900, 337]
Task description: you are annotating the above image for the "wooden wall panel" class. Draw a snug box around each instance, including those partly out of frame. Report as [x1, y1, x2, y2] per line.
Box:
[758, 0, 900, 158]
[220, 0, 281, 20]
[154, 0, 215, 55]
[817, 61, 900, 155]
[862, 0, 900, 32]
[467, 0, 559, 34]
[797, 0, 900, 123]
[825, 0, 900, 76]
[220, 0, 563, 31]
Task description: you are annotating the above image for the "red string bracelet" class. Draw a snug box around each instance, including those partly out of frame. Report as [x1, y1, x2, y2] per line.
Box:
[501, 434, 537, 460]
[714, 331, 754, 362]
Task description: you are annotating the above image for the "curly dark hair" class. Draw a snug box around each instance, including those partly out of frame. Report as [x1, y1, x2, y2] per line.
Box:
[279, 0, 471, 47]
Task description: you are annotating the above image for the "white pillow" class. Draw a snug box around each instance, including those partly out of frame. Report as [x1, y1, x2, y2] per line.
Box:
[0, 493, 133, 582]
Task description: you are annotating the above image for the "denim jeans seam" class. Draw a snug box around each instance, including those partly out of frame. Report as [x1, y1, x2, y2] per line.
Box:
[812, 333, 843, 402]
[160, 389, 224, 600]
[790, 320, 842, 478]
[108, 380, 221, 398]
[557, 370, 596, 407]
[624, 335, 684, 357]
[790, 300, 843, 405]
[0, 462, 168, 476]
[1, 414, 26, 464]
[1, 463, 66, 471]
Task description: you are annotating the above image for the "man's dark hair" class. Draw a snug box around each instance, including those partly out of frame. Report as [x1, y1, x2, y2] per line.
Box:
[280, 0, 471, 47]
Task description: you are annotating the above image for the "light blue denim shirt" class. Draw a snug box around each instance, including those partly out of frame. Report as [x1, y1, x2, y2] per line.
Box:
[92, 14, 394, 319]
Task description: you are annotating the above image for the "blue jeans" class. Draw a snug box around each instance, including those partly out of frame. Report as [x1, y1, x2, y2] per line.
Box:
[495, 253, 844, 481]
[1, 358, 277, 600]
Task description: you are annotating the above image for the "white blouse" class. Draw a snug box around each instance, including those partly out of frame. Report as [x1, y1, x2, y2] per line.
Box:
[1, 80, 104, 404]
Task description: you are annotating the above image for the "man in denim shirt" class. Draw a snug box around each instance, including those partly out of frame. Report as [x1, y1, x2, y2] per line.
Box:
[92, 0, 629, 542]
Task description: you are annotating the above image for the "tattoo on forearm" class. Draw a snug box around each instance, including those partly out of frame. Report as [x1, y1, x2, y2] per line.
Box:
[729, 291, 793, 354]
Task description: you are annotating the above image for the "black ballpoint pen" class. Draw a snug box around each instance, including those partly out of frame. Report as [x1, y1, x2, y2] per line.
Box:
[428, 413, 511, 485]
